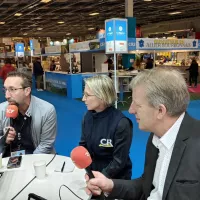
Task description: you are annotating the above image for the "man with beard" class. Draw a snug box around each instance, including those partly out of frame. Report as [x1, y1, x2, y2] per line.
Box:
[0, 71, 57, 157]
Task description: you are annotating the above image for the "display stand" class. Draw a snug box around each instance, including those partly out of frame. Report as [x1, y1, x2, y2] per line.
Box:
[105, 18, 128, 108]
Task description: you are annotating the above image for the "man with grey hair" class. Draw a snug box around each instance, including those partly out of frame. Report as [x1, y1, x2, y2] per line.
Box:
[85, 68, 200, 200]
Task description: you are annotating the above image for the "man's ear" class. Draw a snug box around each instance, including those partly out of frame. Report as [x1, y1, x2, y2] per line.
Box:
[24, 87, 31, 96]
[157, 104, 167, 120]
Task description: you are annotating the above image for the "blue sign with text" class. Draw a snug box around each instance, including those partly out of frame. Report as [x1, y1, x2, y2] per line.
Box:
[105, 20, 114, 42]
[30, 40, 33, 50]
[105, 18, 128, 53]
[115, 20, 127, 41]
[15, 43, 24, 53]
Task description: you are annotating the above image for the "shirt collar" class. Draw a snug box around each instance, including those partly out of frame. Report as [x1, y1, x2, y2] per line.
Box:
[152, 112, 185, 150]
[25, 95, 33, 117]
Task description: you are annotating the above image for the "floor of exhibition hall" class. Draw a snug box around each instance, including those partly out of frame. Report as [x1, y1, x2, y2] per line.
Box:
[1, 79, 200, 178]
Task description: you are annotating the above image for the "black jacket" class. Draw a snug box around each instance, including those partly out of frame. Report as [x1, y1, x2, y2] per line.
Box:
[80, 106, 133, 179]
[186, 62, 199, 76]
[109, 113, 200, 200]
[33, 61, 44, 76]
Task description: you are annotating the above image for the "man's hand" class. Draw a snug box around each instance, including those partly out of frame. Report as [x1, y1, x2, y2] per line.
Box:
[85, 171, 114, 196]
[5, 127, 16, 144]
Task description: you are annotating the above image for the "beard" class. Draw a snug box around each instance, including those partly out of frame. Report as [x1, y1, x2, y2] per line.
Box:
[7, 99, 19, 107]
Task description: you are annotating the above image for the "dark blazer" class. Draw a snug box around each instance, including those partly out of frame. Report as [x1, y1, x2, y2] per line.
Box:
[109, 113, 200, 200]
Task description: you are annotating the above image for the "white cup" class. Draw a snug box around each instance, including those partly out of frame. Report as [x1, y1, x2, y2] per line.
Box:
[33, 160, 46, 179]
[0, 154, 2, 168]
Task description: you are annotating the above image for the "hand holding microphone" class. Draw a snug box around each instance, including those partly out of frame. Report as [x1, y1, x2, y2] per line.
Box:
[71, 146, 113, 199]
[5, 105, 18, 144]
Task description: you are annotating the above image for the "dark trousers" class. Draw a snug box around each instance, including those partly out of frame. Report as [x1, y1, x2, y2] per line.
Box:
[35, 75, 43, 89]
[189, 74, 198, 86]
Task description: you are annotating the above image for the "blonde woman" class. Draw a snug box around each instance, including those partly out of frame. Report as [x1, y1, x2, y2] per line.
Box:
[79, 75, 133, 180]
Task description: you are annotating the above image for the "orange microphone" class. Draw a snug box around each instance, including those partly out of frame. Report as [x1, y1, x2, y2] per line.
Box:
[6, 105, 18, 119]
[71, 146, 106, 199]
[71, 146, 94, 178]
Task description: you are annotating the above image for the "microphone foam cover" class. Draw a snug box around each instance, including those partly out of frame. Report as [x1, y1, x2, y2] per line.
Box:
[71, 146, 92, 169]
[6, 105, 18, 119]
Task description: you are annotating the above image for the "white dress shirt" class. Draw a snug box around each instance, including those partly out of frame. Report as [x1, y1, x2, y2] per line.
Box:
[147, 112, 185, 200]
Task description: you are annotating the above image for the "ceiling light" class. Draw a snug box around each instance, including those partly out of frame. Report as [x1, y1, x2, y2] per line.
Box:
[169, 11, 182, 15]
[88, 27, 95, 30]
[41, 0, 52, 3]
[57, 21, 64, 24]
[37, 28, 43, 30]
[0, 22, 5, 24]
[144, 0, 152, 1]
[23, 33, 28, 35]
[66, 33, 71, 35]
[14, 13, 22, 16]
[89, 13, 99, 16]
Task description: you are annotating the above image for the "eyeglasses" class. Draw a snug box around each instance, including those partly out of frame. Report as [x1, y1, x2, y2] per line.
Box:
[83, 93, 96, 99]
[3, 87, 26, 94]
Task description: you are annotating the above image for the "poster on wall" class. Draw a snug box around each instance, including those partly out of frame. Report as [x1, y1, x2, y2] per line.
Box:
[45, 72, 67, 96]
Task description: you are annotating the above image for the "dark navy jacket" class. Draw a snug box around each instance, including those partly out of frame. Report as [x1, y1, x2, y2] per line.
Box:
[80, 106, 133, 179]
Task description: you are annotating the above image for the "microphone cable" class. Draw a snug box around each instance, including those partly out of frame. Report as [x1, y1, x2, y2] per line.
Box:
[59, 184, 84, 200]
[11, 153, 57, 200]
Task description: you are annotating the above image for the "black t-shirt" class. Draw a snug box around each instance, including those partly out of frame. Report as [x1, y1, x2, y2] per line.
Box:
[5, 113, 35, 156]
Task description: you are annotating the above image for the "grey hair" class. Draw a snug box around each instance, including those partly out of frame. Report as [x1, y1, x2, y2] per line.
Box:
[84, 75, 117, 106]
[130, 68, 190, 117]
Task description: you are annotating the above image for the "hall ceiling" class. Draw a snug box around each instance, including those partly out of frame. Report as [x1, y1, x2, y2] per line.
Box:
[0, 0, 200, 39]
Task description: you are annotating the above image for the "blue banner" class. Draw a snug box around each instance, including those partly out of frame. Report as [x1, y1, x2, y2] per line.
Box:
[15, 43, 24, 57]
[105, 20, 114, 42]
[105, 18, 128, 53]
[128, 38, 136, 51]
[30, 40, 33, 50]
[115, 20, 127, 41]
[15, 43, 24, 53]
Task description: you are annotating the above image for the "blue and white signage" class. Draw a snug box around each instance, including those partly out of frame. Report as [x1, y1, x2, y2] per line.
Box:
[105, 18, 128, 54]
[15, 43, 24, 57]
[136, 38, 200, 50]
[30, 40, 33, 50]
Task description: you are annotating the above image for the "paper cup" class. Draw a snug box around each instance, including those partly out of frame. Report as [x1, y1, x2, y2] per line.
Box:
[33, 160, 46, 179]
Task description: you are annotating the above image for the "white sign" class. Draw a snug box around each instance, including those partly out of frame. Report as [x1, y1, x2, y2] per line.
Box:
[69, 39, 98, 52]
[6, 52, 15, 57]
[136, 38, 199, 50]
[45, 46, 61, 54]
[34, 48, 41, 55]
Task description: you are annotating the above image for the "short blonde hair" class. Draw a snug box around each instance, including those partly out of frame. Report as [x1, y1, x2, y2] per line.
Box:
[130, 68, 190, 117]
[84, 75, 117, 106]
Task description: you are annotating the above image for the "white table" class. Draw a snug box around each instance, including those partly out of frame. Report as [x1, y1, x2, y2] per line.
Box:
[0, 154, 90, 200]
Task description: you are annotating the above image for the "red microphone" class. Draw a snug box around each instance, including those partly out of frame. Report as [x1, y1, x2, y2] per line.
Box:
[6, 105, 18, 119]
[71, 146, 106, 199]
[71, 146, 94, 178]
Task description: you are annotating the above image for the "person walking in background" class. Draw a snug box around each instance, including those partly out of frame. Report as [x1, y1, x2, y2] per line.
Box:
[145, 58, 153, 69]
[50, 60, 56, 71]
[0, 58, 15, 83]
[186, 58, 199, 87]
[80, 75, 133, 181]
[33, 57, 44, 91]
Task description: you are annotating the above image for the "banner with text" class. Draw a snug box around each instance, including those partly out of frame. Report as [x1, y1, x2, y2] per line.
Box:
[136, 38, 200, 50]
[105, 18, 128, 54]
[15, 43, 24, 57]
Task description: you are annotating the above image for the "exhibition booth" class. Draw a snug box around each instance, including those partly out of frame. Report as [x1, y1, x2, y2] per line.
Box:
[43, 36, 200, 100]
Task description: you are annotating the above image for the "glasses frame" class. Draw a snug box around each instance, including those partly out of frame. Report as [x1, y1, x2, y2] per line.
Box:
[3, 87, 26, 94]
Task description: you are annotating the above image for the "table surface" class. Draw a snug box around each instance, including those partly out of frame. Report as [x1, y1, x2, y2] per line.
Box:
[0, 154, 90, 200]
